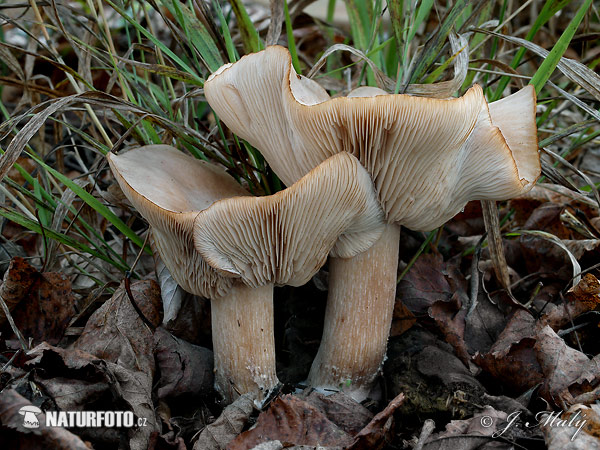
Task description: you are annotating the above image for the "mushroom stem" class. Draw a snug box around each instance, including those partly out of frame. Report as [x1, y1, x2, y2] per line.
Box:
[307, 223, 400, 401]
[211, 281, 278, 403]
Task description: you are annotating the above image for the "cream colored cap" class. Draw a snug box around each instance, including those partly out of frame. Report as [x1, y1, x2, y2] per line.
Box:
[205, 46, 540, 231]
[107, 145, 248, 298]
[193, 153, 385, 288]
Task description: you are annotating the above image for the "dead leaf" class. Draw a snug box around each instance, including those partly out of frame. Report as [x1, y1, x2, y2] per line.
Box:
[348, 392, 405, 450]
[154, 327, 214, 400]
[3, 257, 76, 345]
[541, 404, 600, 449]
[228, 395, 354, 449]
[398, 254, 454, 315]
[535, 326, 600, 406]
[422, 406, 529, 450]
[428, 296, 470, 365]
[390, 300, 416, 337]
[193, 393, 255, 450]
[540, 274, 600, 330]
[72, 279, 161, 371]
[25, 343, 159, 450]
[301, 390, 373, 436]
[0, 388, 91, 450]
[474, 310, 544, 392]
[0, 256, 37, 324]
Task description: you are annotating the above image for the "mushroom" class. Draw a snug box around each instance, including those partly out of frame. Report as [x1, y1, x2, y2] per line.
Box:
[19, 405, 42, 428]
[204, 46, 540, 400]
[107, 145, 385, 403]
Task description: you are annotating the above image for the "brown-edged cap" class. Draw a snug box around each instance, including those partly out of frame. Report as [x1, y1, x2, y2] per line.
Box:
[193, 152, 385, 288]
[205, 46, 540, 231]
[107, 145, 248, 298]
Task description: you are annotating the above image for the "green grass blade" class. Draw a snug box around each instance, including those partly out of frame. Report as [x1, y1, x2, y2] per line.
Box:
[284, 0, 301, 73]
[529, 0, 592, 94]
[0, 206, 129, 271]
[28, 155, 147, 251]
[492, 0, 572, 100]
[106, 0, 203, 83]
[409, 0, 470, 84]
[229, 0, 263, 53]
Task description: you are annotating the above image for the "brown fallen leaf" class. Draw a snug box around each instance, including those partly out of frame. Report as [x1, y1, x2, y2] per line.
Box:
[523, 203, 573, 239]
[428, 296, 470, 365]
[154, 326, 214, 400]
[71, 280, 160, 450]
[26, 342, 158, 450]
[73, 279, 161, 369]
[474, 309, 544, 392]
[348, 392, 405, 450]
[397, 253, 454, 315]
[540, 273, 600, 331]
[0, 388, 91, 450]
[2, 257, 76, 345]
[535, 326, 600, 406]
[301, 390, 373, 436]
[510, 184, 597, 228]
[0, 256, 37, 324]
[192, 393, 255, 450]
[228, 395, 354, 449]
[390, 299, 416, 337]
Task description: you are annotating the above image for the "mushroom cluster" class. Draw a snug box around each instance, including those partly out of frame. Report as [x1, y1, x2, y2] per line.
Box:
[108, 145, 385, 403]
[204, 45, 541, 400]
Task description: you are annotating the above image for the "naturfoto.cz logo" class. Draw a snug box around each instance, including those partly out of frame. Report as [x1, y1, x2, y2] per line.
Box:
[18, 408, 147, 429]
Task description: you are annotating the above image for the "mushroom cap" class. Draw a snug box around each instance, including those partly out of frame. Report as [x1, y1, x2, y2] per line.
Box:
[193, 152, 385, 288]
[205, 46, 541, 231]
[107, 145, 248, 298]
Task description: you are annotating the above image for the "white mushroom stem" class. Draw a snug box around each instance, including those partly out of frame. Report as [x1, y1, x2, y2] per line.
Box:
[307, 223, 400, 401]
[210, 281, 278, 404]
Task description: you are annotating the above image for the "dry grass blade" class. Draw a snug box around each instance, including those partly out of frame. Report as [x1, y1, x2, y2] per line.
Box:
[308, 33, 468, 98]
[540, 159, 581, 193]
[306, 43, 394, 90]
[266, 0, 284, 46]
[45, 180, 83, 271]
[481, 200, 511, 292]
[0, 95, 77, 183]
[0, 44, 24, 79]
[404, 32, 469, 98]
[548, 80, 600, 122]
[472, 28, 600, 102]
[517, 230, 582, 287]
[542, 147, 600, 210]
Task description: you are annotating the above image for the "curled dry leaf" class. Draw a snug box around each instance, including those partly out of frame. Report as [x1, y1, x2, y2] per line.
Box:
[72, 279, 161, 371]
[535, 326, 600, 406]
[0, 388, 90, 450]
[301, 390, 373, 436]
[25, 343, 159, 450]
[540, 273, 600, 330]
[348, 392, 405, 450]
[154, 327, 214, 400]
[0, 256, 37, 325]
[192, 393, 255, 450]
[2, 257, 76, 345]
[397, 254, 454, 315]
[228, 395, 354, 449]
[474, 309, 544, 392]
[423, 406, 509, 450]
